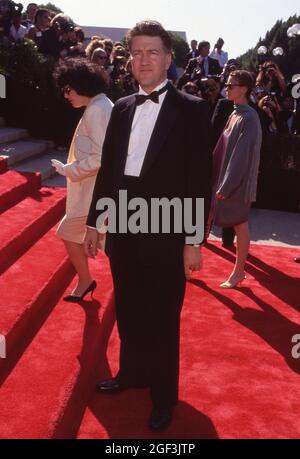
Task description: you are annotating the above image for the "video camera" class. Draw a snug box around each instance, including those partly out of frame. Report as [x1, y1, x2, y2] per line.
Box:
[0, 0, 23, 37]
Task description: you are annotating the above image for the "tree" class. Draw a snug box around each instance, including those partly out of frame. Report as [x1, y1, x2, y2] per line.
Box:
[39, 3, 63, 14]
[168, 33, 189, 68]
[237, 15, 300, 79]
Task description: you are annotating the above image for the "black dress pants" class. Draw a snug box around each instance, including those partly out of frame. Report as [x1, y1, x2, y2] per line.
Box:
[110, 252, 186, 410]
[108, 175, 186, 409]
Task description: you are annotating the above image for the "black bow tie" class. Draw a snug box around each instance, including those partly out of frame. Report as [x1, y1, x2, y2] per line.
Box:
[135, 84, 169, 106]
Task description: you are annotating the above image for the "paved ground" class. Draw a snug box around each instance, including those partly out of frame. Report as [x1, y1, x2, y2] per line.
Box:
[210, 207, 300, 248]
[41, 173, 300, 250]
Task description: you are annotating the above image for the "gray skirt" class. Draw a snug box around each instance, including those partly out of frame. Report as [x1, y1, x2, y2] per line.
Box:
[214, 198, 251, 227]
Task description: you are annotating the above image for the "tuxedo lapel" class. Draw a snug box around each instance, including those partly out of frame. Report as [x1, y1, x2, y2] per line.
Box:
[114, 96, 136, 189]
[140, 85, 180, 178]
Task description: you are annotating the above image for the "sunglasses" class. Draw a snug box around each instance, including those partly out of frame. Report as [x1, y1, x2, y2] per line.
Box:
[63, 86, 72, 95]
[224, 83, 242, 90]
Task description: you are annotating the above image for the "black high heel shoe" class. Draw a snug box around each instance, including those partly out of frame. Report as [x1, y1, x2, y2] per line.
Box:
[64, 280, 97, 303]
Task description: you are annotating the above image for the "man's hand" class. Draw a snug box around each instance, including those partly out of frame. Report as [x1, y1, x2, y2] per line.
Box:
[84, 227, 100, 258]
[183, 245, 203, 280]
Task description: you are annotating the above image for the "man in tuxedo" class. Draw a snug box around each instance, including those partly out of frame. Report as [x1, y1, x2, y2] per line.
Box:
[178, 41, 222, 90]
[84, 20, 212, 431]
[185, 39, 199, 64]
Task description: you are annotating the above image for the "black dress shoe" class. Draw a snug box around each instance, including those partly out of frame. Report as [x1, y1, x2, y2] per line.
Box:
[96, 377, 148, 393]
[96, 378, 125, 393]
[148, 408, 173, 432]
[294, 257, 300, 263]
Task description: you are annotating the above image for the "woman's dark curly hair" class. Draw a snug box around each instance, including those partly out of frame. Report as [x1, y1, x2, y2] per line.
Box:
[54, 58, 107, 96]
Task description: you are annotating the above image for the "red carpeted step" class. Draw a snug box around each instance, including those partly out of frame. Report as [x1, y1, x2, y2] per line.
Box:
[0, 187, 66, 273]
[77, 243, 300, 439]
[0, 170, 41, 213]
[0, 226, 74, 368]
[0, 252, 114, 439]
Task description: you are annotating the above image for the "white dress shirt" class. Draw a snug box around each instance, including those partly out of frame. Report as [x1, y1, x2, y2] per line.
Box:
[203, 57, 210, 77]
[124, 79, 169, 177]
[9, 24, 27, 40]
[210, 49, 228, 68]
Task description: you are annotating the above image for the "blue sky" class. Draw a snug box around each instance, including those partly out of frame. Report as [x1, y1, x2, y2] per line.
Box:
[23, 0, 299, 58]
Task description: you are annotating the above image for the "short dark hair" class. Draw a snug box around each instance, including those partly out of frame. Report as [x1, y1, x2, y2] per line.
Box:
[74, 27, 85, 42]
[126, 20, 172, 52]
[54, 58, 107, 96]
[198, 41, 210, 51]
[34, 8, 50, 24]
[230, 70, 254, 99]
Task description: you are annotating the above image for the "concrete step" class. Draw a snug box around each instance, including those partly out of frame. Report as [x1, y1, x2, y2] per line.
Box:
[11, 150, 68, 181]
[0, 127, 28, 144]
[0, 139, 50, 167]
[43, 173, 67, 188]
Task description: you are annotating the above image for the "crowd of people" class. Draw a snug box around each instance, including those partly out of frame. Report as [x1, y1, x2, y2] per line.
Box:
[2, 2, 300, 132]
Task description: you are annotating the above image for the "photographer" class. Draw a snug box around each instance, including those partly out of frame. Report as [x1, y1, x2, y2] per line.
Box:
[0, 0, 23, 37]
[220, 59, 238, 87]
[177, 40, 221, 89]
[256, 61, 286, 97]
[258, 92, 281, 133]
[9, 9, 26, 40]
[210, 37, 228, 69]
[278, 91, 300, 135]
[201, 75, 222, 117]
[27, 8, 51, 49]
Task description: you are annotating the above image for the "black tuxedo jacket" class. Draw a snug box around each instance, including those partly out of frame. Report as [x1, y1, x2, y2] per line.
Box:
[186, 56, 222, 76]
[87, 84, 212, 265]
[185, 49, 200, 65]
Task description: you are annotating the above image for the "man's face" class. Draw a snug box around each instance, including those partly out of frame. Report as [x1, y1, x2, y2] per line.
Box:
[41, 13, 50, 28]
[205, 79, 221, 98]
[130, 35, 171, 93]
[216, 39, 224, 50]
[199, 45, 210, 57]
[27, 4, 37, 19]
[191, 40, 197, 50]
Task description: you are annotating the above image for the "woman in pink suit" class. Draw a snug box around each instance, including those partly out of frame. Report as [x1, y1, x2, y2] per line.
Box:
[52, 58, 113, 301]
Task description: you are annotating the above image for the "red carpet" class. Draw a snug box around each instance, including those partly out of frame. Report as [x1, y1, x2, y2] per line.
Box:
[0, 169, 300, 438]
[0, 170, 40, 212]
[77, 243, 300, 439]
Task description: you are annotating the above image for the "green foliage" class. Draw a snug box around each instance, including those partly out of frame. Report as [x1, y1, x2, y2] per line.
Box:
[39, 3, 76, 26]
[39, 3, 63, 14]
[168, 32, 189, 68]
[0, 37, 54, 90]
[237, 15, 300, 78]
[0, 37, 57, 136]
